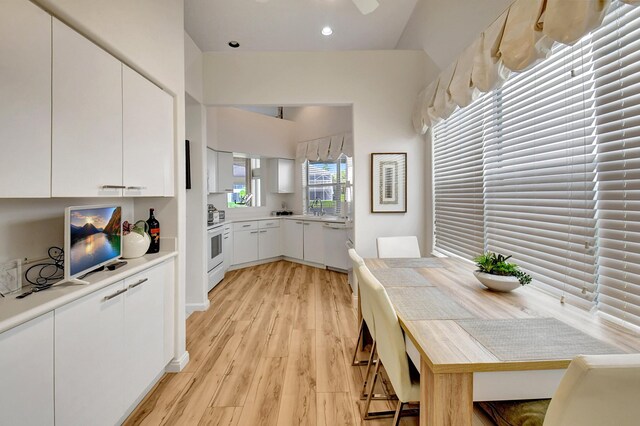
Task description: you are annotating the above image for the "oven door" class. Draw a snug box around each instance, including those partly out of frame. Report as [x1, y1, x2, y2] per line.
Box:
[208, 227, 224, 272]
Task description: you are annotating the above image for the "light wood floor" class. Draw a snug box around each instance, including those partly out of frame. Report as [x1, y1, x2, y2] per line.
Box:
[125, 260, 493, 426]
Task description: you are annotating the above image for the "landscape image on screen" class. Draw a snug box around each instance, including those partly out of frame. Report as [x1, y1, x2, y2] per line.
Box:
[69, 206, 121, 276]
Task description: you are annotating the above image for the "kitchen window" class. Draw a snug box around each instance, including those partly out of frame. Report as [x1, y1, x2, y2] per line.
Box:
[303, 156, 352, 217]
[227, 157, 262, 208]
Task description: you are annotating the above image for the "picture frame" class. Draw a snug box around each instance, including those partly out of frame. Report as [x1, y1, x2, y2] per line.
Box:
[371, 152, 407, 213]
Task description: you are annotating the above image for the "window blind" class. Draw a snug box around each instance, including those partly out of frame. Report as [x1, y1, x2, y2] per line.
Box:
[433, 95, 488, 259]
[592, 3, 640, 327]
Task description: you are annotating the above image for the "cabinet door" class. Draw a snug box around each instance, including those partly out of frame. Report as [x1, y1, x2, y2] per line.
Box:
[271, 158, 295, 193]
[282, 220, 304, 259]
[55, 281, 125, 426]
[233, 230, 259, 265]
[223, 228, 233, 270]
[0, 0, 51, 197]
[163, 260, 176, 364]
[259, 227, 281, 260]
[124, 263, 166, 408]
[207, 148, 218, 194]
[0, 312, 54, 426]
[323, 225, 349, 270]
[52, 19, 123, 197]
[123, 66, 174, 197]
[303, 222, 325, 264]
[217, 151, 235, 193]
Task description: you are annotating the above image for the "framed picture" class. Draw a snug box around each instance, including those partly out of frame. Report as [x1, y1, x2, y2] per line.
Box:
[371, 153, 407, 213]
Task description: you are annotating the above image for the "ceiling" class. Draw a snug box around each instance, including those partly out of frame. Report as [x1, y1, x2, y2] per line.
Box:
[184, 0, 419, 52]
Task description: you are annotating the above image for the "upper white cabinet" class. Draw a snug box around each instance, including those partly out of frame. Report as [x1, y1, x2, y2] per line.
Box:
[123, 66, 174, 197]
[55, 281, 126, 426]
[0, 0, 51, 198]
[207, 150, 234, 193]
[52, 18, 123, 197]
[0, 312, 54, 426]
[269, 158, 295, 194]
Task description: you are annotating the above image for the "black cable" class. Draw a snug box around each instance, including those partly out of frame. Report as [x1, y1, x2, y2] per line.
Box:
[24, 246, 65, 288]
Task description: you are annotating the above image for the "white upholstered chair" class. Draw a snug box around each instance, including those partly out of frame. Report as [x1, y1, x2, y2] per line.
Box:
[359, 265, 420, 424]
[348, 248, 368, 366]
[376, 236, 421, 258]
[543, 353, 640, 426]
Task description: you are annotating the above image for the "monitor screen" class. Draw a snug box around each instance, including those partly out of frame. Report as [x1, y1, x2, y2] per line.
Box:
[66, 205, 122, 279]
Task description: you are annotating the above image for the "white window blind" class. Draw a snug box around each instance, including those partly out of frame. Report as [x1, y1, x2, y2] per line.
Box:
[433, 95, 488, 259]
[592, 3, 640, 327]
[482, 39, 598, 306]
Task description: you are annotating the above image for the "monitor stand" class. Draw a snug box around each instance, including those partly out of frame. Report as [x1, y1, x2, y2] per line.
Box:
[55, 278, 90, 286]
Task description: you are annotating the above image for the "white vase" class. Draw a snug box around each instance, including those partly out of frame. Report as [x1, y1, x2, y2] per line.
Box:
[122, 232, 151, 259]
[473, 271, 521, 292]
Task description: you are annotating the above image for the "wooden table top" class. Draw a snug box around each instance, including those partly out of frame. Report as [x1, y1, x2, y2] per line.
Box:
[364, 257, 640, 374]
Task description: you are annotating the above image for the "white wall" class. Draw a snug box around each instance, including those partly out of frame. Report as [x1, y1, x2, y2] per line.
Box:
[284, 106, 352, 142]
[185, 31, 203, 104]
[396, 0, 513, 71]
[203, 50, 437, 257]
[207, 107, 297, 159]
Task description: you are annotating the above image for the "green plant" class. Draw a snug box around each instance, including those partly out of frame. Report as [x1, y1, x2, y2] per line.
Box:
[473, 252, 532, 286]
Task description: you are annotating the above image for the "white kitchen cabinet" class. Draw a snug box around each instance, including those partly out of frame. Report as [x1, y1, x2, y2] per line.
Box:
[217, 151, 235, 193]
[303, 221, 325, 265]
[55, 281, 126, 426]
[0, 0, 51, 198]
[0, 312, 54, 426]
[207, 148, 218, 194]
[283, 220, 304, 259]
[269, 158, 295, 193]
[52, 19, 123, 197]
[323, 223, 349, 270]
[123, 66, 174, 197]
[259, 227, 281, 260]
[233, 230, 259, 264]
[123, 264, 166, 408]
[162, 260, 176, 364]
[223, 224, 233, 271]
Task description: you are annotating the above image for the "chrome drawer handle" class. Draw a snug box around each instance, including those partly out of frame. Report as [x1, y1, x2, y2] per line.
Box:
[250, 231, 259, 234]
[295, 221, 302, 224]
[242, 224, 251, 227]
[126, 186, 147, 190]
[128, 278, 148, 289]
[102, 185, 126, 189]
[104, 288, 127, 301]
[260, 230, 267, 233]
[304, 223, 310, 226]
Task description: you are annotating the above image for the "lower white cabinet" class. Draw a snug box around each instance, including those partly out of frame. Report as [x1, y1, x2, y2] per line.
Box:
[223, 225, 233, 271]
[259, 227, 281, 260]
[233, 229, 259, 264]
[55, 281, 126, 426]
[0, 312, 54, 426]
[55, 261, 172, 425]
[282, 220, 304, 259]
[303, 221, 325, 264]
[123, 265, 166, 408]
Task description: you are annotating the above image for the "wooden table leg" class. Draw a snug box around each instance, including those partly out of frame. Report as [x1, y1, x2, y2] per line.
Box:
[420, 359, 473, 426]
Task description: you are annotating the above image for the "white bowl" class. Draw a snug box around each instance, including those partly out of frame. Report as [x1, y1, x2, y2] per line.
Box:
[473, 271, 521, 292]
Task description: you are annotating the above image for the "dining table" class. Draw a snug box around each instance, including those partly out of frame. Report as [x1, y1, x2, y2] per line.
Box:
[363, 256, 640, 426]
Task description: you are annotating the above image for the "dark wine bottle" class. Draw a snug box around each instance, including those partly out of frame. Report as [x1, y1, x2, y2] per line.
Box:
[146, 208, 160, 254]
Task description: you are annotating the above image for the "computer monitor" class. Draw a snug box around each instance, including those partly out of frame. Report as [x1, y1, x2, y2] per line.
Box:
[64, 205, 122, 281]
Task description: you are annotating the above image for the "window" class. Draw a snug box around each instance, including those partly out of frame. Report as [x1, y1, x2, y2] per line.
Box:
[433, 3, 640, 328]
[304, 156, 352, 217]
[227, 157, 262, 208]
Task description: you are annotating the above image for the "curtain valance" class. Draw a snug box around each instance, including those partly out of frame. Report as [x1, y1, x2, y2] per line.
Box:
[413, 0, 638, 134]
[296, 132, 353, 163]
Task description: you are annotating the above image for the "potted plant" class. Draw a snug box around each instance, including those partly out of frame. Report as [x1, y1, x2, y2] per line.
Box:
[473, 252, 532, 292]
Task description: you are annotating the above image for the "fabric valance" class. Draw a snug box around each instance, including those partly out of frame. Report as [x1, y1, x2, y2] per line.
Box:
[296, 132, 353, 163]
[412, 0, 639, 135]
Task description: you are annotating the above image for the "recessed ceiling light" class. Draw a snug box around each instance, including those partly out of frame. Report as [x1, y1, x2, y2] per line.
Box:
[321, 26, 333, 36]
[228, 41, 240, 48]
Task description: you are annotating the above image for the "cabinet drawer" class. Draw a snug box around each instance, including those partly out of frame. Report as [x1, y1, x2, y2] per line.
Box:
[259, 219, 280, 229]
[234, 221, 258, 231]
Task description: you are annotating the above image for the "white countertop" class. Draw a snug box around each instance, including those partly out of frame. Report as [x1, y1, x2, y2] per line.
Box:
[207, 215, 351, 230]
[0, 251, 178, 334]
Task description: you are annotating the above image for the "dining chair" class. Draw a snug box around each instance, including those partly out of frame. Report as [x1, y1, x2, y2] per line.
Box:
[479, 353, 640, 426]
[359, 265, 420, 424]
[348, 248, 389, 400]
[376, 236, 421, 258]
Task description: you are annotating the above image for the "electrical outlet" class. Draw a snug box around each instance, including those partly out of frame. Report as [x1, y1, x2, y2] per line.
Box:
[0, 259, 22, 295]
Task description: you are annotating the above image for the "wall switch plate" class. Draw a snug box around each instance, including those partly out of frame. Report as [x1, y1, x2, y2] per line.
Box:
[0, 259, 22, 295]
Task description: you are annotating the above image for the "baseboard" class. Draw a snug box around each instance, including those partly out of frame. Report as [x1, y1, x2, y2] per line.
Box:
[228, 256, 329, 272]
[281, 257, 325, 269]
[165, 351, 190, 373]
[119, 369, 165, 423]
[186, 299, 210, 315]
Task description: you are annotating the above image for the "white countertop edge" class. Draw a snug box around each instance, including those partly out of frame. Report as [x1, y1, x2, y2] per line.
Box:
[0, 251, 178, 334]
[208, 215, 351, 230]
